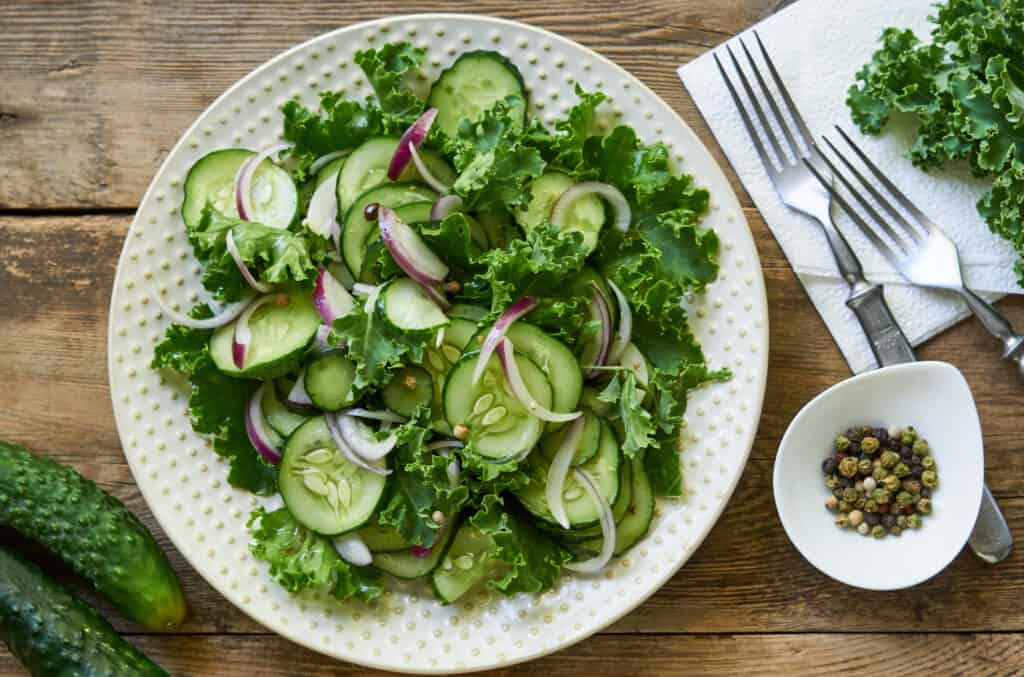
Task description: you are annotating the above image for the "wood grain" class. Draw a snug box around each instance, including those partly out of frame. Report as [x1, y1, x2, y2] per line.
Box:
[0, 0, 770, 210]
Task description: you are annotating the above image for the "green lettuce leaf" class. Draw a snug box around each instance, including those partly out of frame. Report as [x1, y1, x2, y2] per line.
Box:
[330, 300, 432, 392]
[248, 507, 382, 601]
[598, 370, 655, 458]
[354, 42, 426, 117]
[282, 92, 383, 181]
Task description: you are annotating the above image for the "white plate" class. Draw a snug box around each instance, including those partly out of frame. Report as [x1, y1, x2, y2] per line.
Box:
[107, 14, 768, 673]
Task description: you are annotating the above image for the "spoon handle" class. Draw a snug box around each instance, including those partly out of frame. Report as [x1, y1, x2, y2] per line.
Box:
[968, 484, 1013, 564]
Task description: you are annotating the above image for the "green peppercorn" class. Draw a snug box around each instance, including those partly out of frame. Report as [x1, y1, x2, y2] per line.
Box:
[900, 427, 917, 445]
[902, 479, 922, 495]
[896, 515, 908, 528]
[839, 456, 859, 478]
[841, 487, 858, 502]
[835, 514, 850, 529]
[883, 475, 901, 492]
[917, 498, 932, 514]
[907, 513, 922, 529]
[854, 495, 867, 509]
[880, 450, 899, 469]
[825, 474, 841, 489]
[893, 462, 911, 478]
[864, 499, 878, 513]
[857, 457, 873, 475]
[921, 455, 936, 470]
[871, 488, 891, 504]
[912, 438, 930, 456]
[872, 466, 887, 481]
[889, 526, 902, 536]
[871, 525, 887, 538]
[921, 470, 938, 489]
[896, 491, 914, 507]
[860, 436, 880, 454]
[838, 500, 851, 512]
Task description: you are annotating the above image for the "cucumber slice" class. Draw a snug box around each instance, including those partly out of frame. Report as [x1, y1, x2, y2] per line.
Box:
[383, 366, 433, 417]
[516, 421, 620, 528]
[357, 523, 411, 553]
[341, 182, 437, 280]
[182, 148, 298, 230]
[210, 291, 321, 379]
[263, 380, 310, 437]
[373, 525, 455, 579]
[517, 172, 605, 253]
[305, 353, 357, 411]
[503, 323, 582, 417]
[448, 304, 487, 322]
[443, 350, 552, 460]
[580, 386, 612, 418]
[316, 157, 347, 188]
[278, 417, 388, 535]
[420, 317, 481, 432]
[431, 524, 504, 604]
[380, 277, 450, 332]
[428, 51, 528, 138]
[337, 137, 454, 213]
[548, 462, 633, 544]
[579, 454, 654, 556]
[540, 409, 601, 466]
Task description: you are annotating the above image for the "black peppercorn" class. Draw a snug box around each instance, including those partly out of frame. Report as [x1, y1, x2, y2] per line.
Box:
[911, 465, 924, 478]
[848, 441, 861, 455]
[839, 477, 854, 489]
[874, 428, 889, 443]
[363, 202, 380, 221]
[910, 455, 921, 466]
[882, 514, 897, 529]
[921, 487, 931, 498]
[822, 457, 838, 475]
[864, 512, 881, 527]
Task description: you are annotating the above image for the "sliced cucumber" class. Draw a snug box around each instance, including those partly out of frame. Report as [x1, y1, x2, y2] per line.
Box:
[383, 366, 433, 417]
[540, 409, 601, 466]
[544, 460, 633, 544]
[431, 524, 504, 604]
[336, 137, 454, 213]
[448, 304, 487, 322]
[341, 182, 437, 280]
[182, 148, 298, 230]
[516, 421, 620, 529]
[263, 380, 310, 437]
[580, 386, 612, 418]
[421, 317, 482, 432]
[503, 323, 582, 417]
[315, 157, 347, 188]
[428, 51, 528, 138]
[305, 353, 357, 411]
[358, 523, 411, 553]
[517, 172, 605, 253]
[278, 417, 388, 535]
[373, 525, 455, 579]
[443, 350, 552, 460]
[210, 291, 321, 379]
[580, 454, 655, 556]
[380, 277, 450, 332]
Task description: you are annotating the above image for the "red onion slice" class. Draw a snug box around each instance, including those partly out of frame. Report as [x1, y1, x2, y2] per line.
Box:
[387, 108, 438, 180]
[286, 368, 318, 412]
[430, 195, 464, 221]
[233, 294, 288, 369]
[378, 206, 449, 285]
[564, 469, 616, 573]
[472, 296, 538, 386]
[226, 229, 274, 293]
[235, 144, 291, 222]
[342, 408, 408, 424]
[309, 149, 349, 176]
[498, 339, 582, 423]
[313, 269, 355, 324]
[606, 280, 633, 365]
[337, 414, 398, 461]
[325, 413, 391, 477]
[305, 176, 340, 238]
[245, 383, 282, 465]
[546, 416, 587, 529]
[409, 143, 451, 194]
[582, 288, 613, 380]
[550, 181, 632, 233]
[333, 533, 372, 566]
[411, 545, 434, 558]
[312, 324, 335, 355]
[154, 294, 251, 330]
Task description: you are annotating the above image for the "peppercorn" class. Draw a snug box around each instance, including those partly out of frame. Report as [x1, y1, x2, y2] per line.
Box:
[922, 455, 936, 470]
[893, 462, 911, 478]
[912, 438, 930, 456]
[838, 500, 851, 513]
[857, 522, 870, 536]
[857, 457, 873, 475]
[834, 435, 850, 452]
[876, 503, 890, 514]
[895, 491, 914, 508]
[921, 487, 931, 499]
[917, 498, 932, 514]
[836, 514, 850, 529]
[860, 436, 880, 454]
[863, 477, 877, 492]
[871, 488, 891, 504]
[889, 526, 902, 536]
[921, 470, 938, 489]
[911, 465, 924, 479]
[842, 487, 859, 503]
[845, 428, 863, 443]
[824, 495, 839, 511]
[872, 466, 887, 481]
[901, 427, 917, 445]
[363, 202, 380, 221]
[833, 487, 845, 499]
[825, 474, 841, 489]
[864, 512, 881, 527]
[880, 450, 899, 469]
[839, 456, 859, 478]
[882, 475, 901, 492]
[854, 495, 867, 509]
[822, 457, 838, 475]
[871, 525, 887, 538]
[881, 514, 897, 529]
[907, 514, 923, 529]
[848, 510, 864, 527]
[902, 479, 921, 495]
[864, 499, 878, 513]
[854, 479, 865, 492]
[875, 428, 890, 443]
[896, 515, 908, 528]
[839, 477, 854, 489]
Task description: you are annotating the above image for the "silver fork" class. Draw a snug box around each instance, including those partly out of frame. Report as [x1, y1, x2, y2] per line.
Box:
[806, 127, 1024, 381]
[713, 33, 914, 367]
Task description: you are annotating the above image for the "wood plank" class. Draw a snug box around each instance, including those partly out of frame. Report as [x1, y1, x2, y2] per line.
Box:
[3, 212, 1024, 638]
[4, 631, 1024, 676]
[0, 0, 772, 210]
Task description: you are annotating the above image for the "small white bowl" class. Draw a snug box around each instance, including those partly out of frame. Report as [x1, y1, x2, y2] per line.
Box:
[773, 361, 984, 590]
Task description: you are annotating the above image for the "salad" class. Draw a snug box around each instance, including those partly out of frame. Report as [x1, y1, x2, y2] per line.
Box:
[152, 41, 728, 605]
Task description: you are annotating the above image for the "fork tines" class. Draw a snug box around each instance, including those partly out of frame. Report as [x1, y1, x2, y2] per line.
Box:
[713, 31, 817, 173]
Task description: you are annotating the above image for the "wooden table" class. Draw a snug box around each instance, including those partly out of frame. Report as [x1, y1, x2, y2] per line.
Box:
[2, 1, 1023, 674]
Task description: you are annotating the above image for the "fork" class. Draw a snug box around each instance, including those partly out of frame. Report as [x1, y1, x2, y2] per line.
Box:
[806, 127, 1024, 381]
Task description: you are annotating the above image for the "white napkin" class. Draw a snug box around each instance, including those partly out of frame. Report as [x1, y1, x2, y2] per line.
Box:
[678, 0, 1022, 373]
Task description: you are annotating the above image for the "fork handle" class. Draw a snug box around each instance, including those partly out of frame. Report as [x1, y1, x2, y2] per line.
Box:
[959, 288, 1024, 381]
[846, 283, 917, 368]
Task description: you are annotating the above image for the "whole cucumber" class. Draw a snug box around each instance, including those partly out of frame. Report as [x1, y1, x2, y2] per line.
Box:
[0, 441, 186, 629]
[0, 546, 168, 676]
